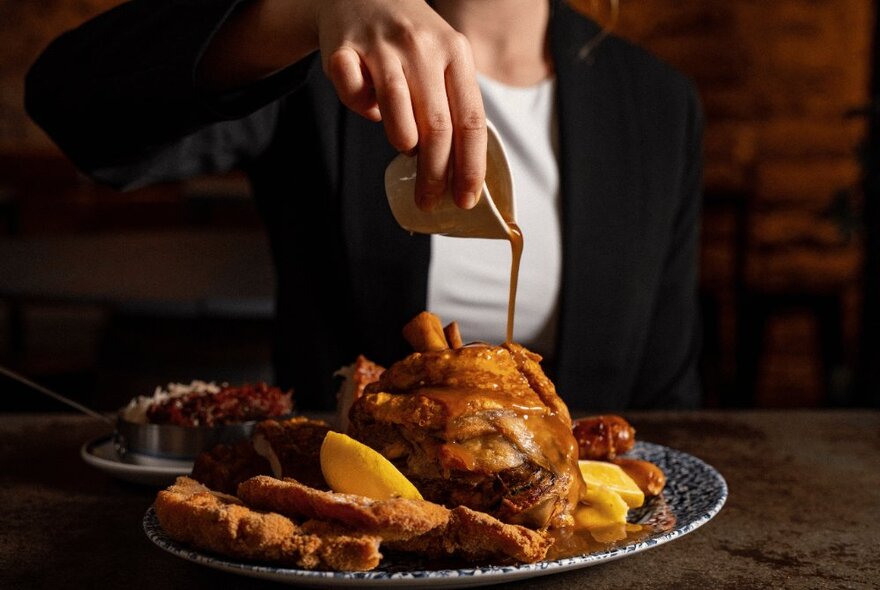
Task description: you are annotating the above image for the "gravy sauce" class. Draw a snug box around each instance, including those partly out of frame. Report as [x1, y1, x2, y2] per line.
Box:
[505, 222, 523, 344]
[547, 495, 678, 559]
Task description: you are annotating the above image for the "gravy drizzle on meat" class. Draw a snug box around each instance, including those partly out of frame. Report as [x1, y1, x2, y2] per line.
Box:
[349, 313, 584, 529]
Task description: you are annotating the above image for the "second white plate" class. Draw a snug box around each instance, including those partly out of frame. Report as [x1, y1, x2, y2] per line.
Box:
[81, 435, 192, 486]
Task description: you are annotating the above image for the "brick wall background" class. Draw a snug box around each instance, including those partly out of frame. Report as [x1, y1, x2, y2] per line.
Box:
[606, 0, 873, 406]
[0, 0, 874, 407]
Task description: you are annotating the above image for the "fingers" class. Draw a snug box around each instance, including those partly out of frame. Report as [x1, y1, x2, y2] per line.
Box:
[327, 47, 381, 122]
[321, 7, 486, 211]
[368, 51, 419, 155]
[407, 56, 454, 211]
[404, 32, 484, 211]
[444, 34, 486, 209]
[327, 45, 422, 159]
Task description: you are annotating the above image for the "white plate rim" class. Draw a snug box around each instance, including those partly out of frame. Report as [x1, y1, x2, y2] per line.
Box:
[81, 434, 193, 476]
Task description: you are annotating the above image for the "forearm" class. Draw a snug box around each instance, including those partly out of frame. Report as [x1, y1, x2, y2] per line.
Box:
[26, 0, 313, 187]
[27, 0, 247, 152]
[197, 0, 319, 91]
[27, 0, 489, 205]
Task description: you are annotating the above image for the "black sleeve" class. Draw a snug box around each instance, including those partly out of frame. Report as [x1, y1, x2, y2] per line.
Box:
[630, 81, 704, 409]
[24, 0, 315, 190]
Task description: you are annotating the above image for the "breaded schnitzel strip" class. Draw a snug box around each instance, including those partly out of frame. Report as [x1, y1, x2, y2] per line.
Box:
[155, 477, 381, 571]
[237, 476, 551, 563]
[445, 506, 553, 563]
[237, 476, 449, 541]
[385, 506, 551, 564]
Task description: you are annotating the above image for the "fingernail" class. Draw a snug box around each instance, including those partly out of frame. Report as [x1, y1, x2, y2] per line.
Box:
[460, 192, 478, 210]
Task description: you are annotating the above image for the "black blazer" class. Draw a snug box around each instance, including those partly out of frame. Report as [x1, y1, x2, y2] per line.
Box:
[26, 0, 703, 411]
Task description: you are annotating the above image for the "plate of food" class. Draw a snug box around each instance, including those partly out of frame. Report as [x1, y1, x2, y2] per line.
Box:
[79, 380, 294, 485]
[143, 312, 727, 587]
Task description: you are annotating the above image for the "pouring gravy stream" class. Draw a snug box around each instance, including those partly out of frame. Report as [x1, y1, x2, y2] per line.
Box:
[506, 222, 523, 345]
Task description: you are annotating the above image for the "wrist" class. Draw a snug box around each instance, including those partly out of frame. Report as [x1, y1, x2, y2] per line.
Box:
[198, 0, 321, 90]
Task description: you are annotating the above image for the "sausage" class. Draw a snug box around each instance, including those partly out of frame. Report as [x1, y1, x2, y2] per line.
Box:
[572, 415, 635, 461]
[612, 458, 666, 497]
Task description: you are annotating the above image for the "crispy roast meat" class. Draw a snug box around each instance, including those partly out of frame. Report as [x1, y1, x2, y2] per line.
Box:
[348, 312, 583, 529]
[191, 416, 331, 494]
[190, 438, 271, 495]
[252, 416, 332, 488]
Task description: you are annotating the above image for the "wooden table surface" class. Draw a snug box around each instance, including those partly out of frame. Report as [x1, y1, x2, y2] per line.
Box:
[1, 410, 877, 589]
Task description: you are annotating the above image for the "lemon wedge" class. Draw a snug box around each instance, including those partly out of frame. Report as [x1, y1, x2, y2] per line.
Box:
[320, 431, 423, 500]
[578, 460, 645, 508]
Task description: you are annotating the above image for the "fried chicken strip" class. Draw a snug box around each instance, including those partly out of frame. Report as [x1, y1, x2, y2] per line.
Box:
[237, 475, 551, 563]
[237, 475, 449, 541]
[386, 506, 552, 564]
[155, 476, 382, 571]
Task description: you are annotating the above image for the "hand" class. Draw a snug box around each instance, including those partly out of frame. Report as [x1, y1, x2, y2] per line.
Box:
[313, 0, 487, 210]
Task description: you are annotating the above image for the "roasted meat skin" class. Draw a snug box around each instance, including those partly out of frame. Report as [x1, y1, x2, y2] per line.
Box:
[190, 439, 272, 495]
[349, 343, 582, 529]
[252, 416, 331, 489]
[190, 416, 330, 493]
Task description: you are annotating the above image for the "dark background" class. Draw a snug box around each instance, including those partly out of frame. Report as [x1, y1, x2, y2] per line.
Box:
[0, 0, 876, 412]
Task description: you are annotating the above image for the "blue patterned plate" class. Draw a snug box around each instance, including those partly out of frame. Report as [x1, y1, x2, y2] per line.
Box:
[143, 441, 726, 588]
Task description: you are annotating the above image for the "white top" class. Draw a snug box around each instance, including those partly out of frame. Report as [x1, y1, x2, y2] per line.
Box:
[427, 74, 562, 358]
